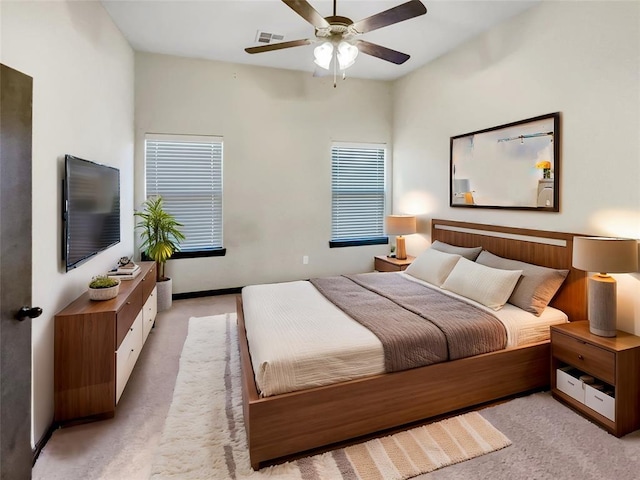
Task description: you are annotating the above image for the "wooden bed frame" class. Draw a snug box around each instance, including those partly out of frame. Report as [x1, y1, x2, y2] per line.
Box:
[237, 219, 587, 469]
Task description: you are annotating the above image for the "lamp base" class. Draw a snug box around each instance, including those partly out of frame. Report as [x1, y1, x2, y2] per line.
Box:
[464, 192, 474, 204]
[588, 275, 617, 337]
[396, 236, 407, 260]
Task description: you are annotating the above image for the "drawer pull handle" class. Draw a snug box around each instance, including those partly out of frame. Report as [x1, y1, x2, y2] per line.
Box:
[126, 301, 131, 305]
[577, 354, 584, 360]
[130, 327, 134, 331]
[567, 380, 575, 386]
[594, 395, 604, 402]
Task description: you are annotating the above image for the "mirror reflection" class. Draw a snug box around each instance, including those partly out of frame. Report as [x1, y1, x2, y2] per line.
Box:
[450, 113, 559, 211]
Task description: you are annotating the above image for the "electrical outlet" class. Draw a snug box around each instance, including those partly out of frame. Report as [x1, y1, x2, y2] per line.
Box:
[302, 255, 309, 265]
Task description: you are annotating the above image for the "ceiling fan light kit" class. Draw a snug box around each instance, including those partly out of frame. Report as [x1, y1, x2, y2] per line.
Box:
[337, 41, 358, 70]
[314, 40, 358, 71]
[245, 0, 427, 86]
[313, 41, 333, 69]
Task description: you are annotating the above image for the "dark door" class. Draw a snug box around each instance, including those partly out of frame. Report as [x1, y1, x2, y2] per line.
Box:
[1, 63, 35, 479]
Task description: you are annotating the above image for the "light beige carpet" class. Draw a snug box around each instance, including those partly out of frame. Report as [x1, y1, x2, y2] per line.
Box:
[150, 314, 511, 480]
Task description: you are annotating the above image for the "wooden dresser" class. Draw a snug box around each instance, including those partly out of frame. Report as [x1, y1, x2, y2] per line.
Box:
[54, 261, 157, 425]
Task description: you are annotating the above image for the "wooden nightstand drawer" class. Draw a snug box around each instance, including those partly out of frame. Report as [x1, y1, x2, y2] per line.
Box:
[552, 330, 615, 384]
[374, 255, 415, 272]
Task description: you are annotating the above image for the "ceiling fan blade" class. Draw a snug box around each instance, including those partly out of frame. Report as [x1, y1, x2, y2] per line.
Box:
[350, 0, 427, 34]
[245, 39, 312, 54]
[355, 40, 410, 65]
[282, 0, 330, 29]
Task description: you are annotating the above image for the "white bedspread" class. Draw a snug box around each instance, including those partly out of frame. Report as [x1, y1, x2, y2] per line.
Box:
[242, 274, 567, 397]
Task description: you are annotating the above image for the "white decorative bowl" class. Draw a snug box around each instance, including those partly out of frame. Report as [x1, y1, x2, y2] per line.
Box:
[88, 281, 120, 301]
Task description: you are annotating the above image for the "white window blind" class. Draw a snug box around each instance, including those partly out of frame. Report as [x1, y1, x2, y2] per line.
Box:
[145, 134, 223, 252]
[331, 143, 387, 242]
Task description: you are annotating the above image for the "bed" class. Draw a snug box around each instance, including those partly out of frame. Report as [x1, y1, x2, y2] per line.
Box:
[237, 219, 588, 469]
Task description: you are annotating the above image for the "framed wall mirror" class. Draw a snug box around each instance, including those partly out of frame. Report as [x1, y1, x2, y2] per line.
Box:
[450, 112, 560, 211]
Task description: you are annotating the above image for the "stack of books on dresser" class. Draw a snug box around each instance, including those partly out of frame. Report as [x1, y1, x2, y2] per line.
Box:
[107, 262, 141, 280]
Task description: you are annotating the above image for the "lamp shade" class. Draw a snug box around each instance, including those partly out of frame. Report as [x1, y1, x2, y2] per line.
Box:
[313, 42, 333, 70]
[572, 237, 638, 273]
[337, 41, 358, 70]
[385, 215, 416, 236]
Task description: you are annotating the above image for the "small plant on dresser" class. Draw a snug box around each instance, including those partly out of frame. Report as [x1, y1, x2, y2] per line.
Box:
[88, 275, 120, 301]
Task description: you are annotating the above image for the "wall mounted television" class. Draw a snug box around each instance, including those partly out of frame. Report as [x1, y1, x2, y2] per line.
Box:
[63, 154, 120, 271]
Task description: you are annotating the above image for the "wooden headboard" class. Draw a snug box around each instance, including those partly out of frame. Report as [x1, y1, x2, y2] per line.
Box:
[431, 219, 587, 322]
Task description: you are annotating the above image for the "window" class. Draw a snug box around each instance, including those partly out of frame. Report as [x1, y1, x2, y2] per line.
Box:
[144, 134, 224, 257]
[330, 142, 388, 248]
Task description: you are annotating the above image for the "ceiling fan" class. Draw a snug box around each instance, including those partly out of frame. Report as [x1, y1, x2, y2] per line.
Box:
[245, 0, 427, 81]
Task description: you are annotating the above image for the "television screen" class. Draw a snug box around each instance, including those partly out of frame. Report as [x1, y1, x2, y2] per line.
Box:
[63, 155, 120, 271]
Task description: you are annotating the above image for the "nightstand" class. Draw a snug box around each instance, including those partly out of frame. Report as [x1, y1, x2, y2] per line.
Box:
[374, 255, 415, 272]
[551, 321, 640, 437]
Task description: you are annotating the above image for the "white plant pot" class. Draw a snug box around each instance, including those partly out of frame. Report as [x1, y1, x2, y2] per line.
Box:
[88, 281, 120, 301]
[156, 278, 172, 312]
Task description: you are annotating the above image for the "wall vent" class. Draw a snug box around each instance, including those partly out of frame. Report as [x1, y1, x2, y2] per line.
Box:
[255, 31, 285, 44]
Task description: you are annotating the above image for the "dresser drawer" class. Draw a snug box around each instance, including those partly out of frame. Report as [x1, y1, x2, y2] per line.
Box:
[551, 331, 615, 385]
[142, 286, 157, 343]
[141, 263, 157, 300]
[116, 312, 143, 403]
[116, 284, 143, 348]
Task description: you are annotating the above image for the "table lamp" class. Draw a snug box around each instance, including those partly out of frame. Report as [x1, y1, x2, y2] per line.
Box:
[572, 236, 638, 337]
[385, 215, 416, 260]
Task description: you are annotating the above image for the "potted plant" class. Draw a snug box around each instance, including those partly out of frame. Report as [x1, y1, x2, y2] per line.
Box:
[135, 196, 185, 311]
[88, 275, 120, 301]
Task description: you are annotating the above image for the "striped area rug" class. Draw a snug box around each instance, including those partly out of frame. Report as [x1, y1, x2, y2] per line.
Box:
[150, 314, 511, 480]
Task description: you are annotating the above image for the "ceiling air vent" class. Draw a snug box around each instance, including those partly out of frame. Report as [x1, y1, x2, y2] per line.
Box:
[255, 31, 285, 44]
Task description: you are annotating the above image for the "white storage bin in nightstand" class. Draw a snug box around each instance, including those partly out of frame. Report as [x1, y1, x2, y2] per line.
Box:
[556, 368, 585, 403]
[585, 385, 615, 421]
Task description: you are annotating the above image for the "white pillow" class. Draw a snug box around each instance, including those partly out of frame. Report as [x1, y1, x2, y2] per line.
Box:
[441, 257, 522, 310]
[405, 248, 461, 287]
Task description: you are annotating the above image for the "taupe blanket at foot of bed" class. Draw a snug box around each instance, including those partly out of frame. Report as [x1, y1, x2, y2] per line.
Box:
[310, 273, 507, 372]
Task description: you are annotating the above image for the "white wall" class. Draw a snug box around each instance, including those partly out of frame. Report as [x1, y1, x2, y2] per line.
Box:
[135, 53, 393, 294]
[1, 1, 134, 446]
[392, 1, 640, 333]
